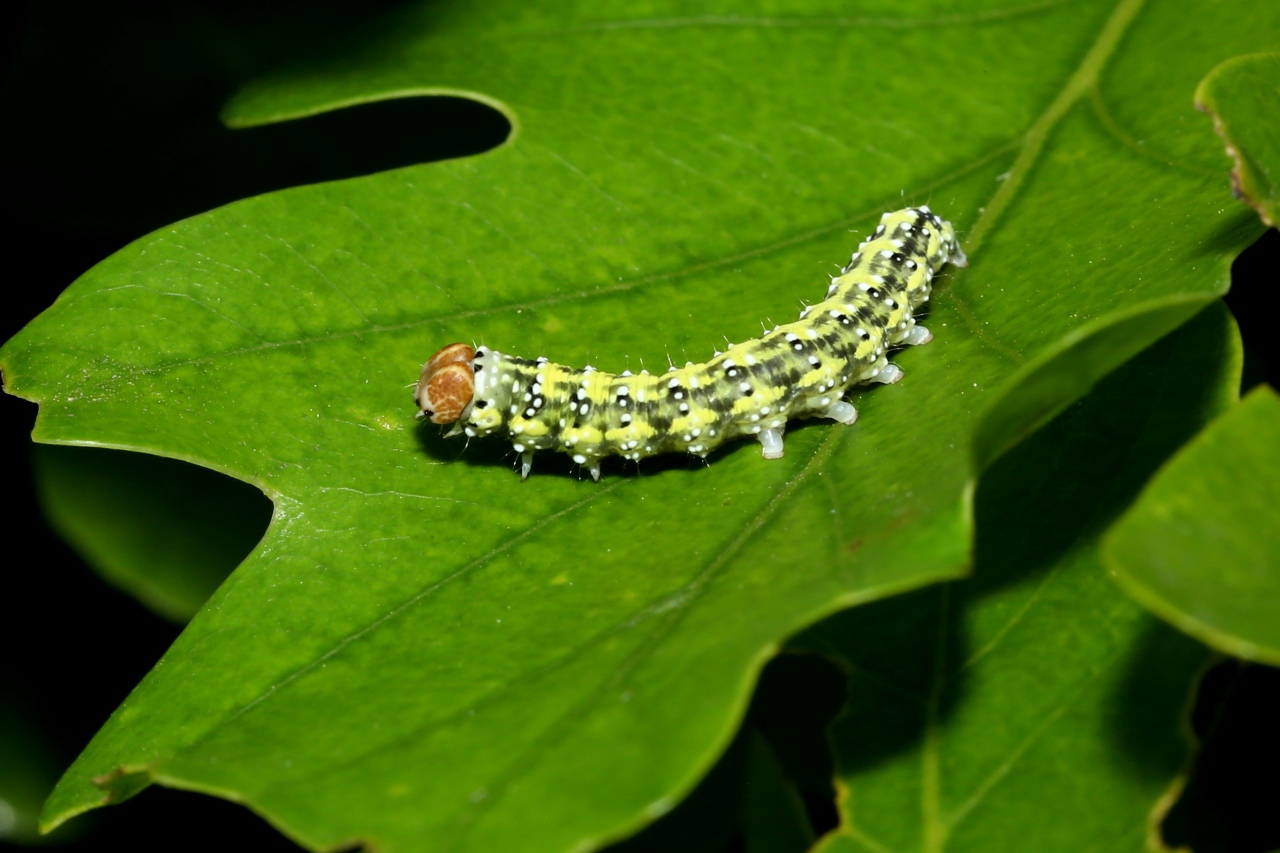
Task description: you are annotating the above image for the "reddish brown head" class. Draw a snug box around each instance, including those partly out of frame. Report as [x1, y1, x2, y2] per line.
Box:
[414, 342, 476, 424]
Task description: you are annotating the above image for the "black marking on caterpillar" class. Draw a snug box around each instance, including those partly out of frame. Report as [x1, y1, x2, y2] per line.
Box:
[415, 207, 966, 480]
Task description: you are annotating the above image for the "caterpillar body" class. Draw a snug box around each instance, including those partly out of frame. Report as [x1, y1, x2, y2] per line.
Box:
[415, 206, 965, 481]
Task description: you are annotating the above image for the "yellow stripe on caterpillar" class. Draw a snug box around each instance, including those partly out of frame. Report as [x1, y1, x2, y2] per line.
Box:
[414, 206, 965, 481]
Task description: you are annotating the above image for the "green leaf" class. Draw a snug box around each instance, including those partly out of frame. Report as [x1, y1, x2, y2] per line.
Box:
[2, 1, 1276, 851]
[799, 301, 1238, 853]
[32, 445, 273, 622]
[1104, 386, 1280, 665]
[1195, 53, 1280, 228]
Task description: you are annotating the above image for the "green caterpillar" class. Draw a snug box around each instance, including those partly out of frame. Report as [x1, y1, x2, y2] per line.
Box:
[415, 206, 965, 480]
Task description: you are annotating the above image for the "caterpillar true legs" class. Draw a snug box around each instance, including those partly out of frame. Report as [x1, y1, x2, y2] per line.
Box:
[415, 206, 965, 480]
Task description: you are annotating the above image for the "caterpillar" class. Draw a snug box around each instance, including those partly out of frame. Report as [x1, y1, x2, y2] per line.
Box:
[415, 206, 965, 481]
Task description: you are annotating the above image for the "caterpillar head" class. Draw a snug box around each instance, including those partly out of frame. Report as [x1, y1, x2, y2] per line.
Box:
[415, 342, 475, 424]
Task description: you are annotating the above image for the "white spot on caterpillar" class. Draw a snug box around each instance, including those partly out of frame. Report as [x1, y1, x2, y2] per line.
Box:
[417, 208, 963, 478]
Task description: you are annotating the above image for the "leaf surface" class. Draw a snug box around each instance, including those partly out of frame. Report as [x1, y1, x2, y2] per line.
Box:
[2, 1, 1276, 851]
[803, 303, 1238, 853]
[1194, 53, 1280, 228]
[1105, 386, 1280, 665]
[1106, 51, 1280, 666]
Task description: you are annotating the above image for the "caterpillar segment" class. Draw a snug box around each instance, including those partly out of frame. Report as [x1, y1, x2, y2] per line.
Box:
[415, 206, 965, 480]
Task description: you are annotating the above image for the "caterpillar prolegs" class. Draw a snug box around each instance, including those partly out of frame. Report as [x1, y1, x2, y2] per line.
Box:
[415, 207, 966, 481]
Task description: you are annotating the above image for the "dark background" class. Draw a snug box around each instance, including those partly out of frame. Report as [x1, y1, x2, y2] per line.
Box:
[2, 2, 1276, 850]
